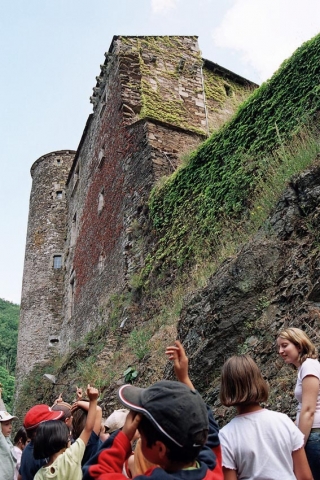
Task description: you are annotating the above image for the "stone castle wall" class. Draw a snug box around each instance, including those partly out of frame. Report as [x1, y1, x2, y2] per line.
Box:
[17, 36, 257, 382]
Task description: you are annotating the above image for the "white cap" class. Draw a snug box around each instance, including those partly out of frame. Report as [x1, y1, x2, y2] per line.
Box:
[104, 409, 129, 432]
[0, 411, 18, 422]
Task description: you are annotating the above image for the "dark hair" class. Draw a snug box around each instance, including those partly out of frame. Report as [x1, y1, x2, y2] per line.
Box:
[72, 407, 87, 440]
[33, 420, 69, 459]
[138, 416, 207, 464]
[14, 426, 28, 446]
[220, 355, 269, 406]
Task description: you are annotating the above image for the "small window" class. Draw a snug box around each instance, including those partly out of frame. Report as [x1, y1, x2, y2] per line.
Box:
[53, 255, 62, 269]
[98, 252, 106, 273]
[56, 158, 61, 165]
[71, 213, 77, 246]
[68, 271, 76, 318]
[224, 84, 232, 97]
[56, 191, 63, 199]
[98, 189, 105, 214]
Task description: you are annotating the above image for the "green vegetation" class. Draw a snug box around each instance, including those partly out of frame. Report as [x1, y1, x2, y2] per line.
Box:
[0, 298, 19, 374]
[147, 33, 320, 277]
[0, 298, 19, 410]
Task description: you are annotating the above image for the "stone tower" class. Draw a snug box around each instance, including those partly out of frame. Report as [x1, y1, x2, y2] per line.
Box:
[16, 150, 75, 385]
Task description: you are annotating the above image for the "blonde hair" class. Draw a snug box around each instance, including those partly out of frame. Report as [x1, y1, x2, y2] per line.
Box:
[278, 327, 317, 364]
[220, 355, 269, 407]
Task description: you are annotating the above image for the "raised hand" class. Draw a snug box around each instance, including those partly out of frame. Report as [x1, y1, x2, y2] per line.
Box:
[165, 340, 194, 389]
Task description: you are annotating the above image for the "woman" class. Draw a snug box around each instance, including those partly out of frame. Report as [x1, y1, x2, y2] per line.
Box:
[277, 327, 320, 479]
[219, 354, 312, 480]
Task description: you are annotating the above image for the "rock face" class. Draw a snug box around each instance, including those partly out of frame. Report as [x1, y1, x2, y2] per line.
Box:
[176, 161, 320, 423]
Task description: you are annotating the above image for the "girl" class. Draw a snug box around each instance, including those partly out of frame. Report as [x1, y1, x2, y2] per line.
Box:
[33, 384, 99, 480]
[12, 426, 28, 480]
[219, 355, 312, 480]
[277, 327, 320, 479]
[0, 410, 18, 480]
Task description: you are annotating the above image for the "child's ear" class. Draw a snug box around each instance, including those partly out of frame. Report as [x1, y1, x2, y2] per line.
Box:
[155, 440, 168, 460]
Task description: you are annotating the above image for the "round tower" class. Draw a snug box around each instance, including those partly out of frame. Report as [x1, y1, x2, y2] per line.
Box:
[16, 150, 75, 387]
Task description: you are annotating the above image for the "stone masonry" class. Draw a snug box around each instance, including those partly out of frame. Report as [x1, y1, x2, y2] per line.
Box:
[16, 36, 257, 386]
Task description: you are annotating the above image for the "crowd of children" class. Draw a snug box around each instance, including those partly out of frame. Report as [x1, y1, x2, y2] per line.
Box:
[0, 329, 318, 480]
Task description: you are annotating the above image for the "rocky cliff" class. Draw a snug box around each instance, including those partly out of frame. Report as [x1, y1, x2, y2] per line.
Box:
[176, 159, 320, 423]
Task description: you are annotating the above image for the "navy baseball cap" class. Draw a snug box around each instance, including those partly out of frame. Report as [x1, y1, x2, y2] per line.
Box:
[118, 380, 208, 448]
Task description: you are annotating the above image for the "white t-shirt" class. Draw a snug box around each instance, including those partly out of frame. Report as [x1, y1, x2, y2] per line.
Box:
[295, 357, 320, 427]
[219, 408, 304, 480]
[12, 446, 22, 480]
[34, 438, 85, 480]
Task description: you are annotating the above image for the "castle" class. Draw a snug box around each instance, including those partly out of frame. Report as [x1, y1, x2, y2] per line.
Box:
[16, 36, 257, 389]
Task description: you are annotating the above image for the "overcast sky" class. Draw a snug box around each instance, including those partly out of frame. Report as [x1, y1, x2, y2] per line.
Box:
[1, 0, 319, 304]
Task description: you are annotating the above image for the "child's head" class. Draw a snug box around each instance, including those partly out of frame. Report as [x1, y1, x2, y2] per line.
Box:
[33, 420, 69, 459]
[13, 426, 28, 449]
[23, 404, 64, 440]
[277, 327, 317, 364]
[51, 402, 73, 429]
[220, 354, 269, 407]
[0, 411, 17, 437]
[118, 380, 208, 466]
[104, 408, 129, 433]
[72, 406, 87, 440]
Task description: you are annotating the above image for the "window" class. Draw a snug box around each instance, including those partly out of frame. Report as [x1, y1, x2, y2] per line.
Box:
[224, 84, 232, 97]
[56, 191, 63, 199]
[98, 189, 105, 214]
[68, 271, 76, 318]
[98, 252, 106, 273]
[53, 255, 62, 269]
[72, 163, 80, 194]
[71, 213, 77, 247]
[56, 158, 61, 165]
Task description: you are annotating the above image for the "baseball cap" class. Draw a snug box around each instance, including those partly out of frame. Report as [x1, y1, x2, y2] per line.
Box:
[104, 408, 129, 432]
[118, 380, 208, 448]
[51, 402, 72, 418]
[23, 404, 64, 429]
[0, 411, 18, 422]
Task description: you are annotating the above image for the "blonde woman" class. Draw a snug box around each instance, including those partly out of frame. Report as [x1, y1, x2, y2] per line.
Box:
[277, 327, 320, 479]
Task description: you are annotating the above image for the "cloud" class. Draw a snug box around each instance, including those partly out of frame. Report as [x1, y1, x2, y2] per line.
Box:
[213, 0, 320, 81]
[151, 0, 180, 14]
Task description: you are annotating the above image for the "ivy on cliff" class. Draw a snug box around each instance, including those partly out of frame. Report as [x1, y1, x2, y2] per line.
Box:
[148, 33, 320, 273]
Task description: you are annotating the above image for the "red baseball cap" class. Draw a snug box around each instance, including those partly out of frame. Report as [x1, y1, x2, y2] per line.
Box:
[23, 404, 64, 429]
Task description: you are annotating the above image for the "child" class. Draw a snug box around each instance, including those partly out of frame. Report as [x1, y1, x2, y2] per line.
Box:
[84, 340, 223, 480]
[33, 384, 99, 480]
[71, 390, 102, 465]
[19, 403, 65, 480]
[219, 354, 313, 480]
[0, 410, 18, 480]
[12, 426, 28, 480]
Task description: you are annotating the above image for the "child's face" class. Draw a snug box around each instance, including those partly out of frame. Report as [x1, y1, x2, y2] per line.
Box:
[1, 420, 13, 437]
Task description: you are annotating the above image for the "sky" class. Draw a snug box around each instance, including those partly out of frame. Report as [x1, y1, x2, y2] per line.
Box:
[0, 0, 319, 304]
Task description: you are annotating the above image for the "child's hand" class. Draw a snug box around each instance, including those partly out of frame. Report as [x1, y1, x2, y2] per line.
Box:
[54, 393, 63, 404]
[76, 386, 83, 400]
[122, 410, 142, 441]
[87, 384, 99, 401]
[165, 340, 194, 389]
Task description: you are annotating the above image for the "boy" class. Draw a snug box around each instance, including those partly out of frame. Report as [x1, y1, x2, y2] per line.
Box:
[85, 341, 222, 480]
[0, 410, 18, 480]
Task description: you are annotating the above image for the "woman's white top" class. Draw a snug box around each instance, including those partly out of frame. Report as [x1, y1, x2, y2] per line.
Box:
[295, 357, 320, 427]
[219, 408, 304, 480]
